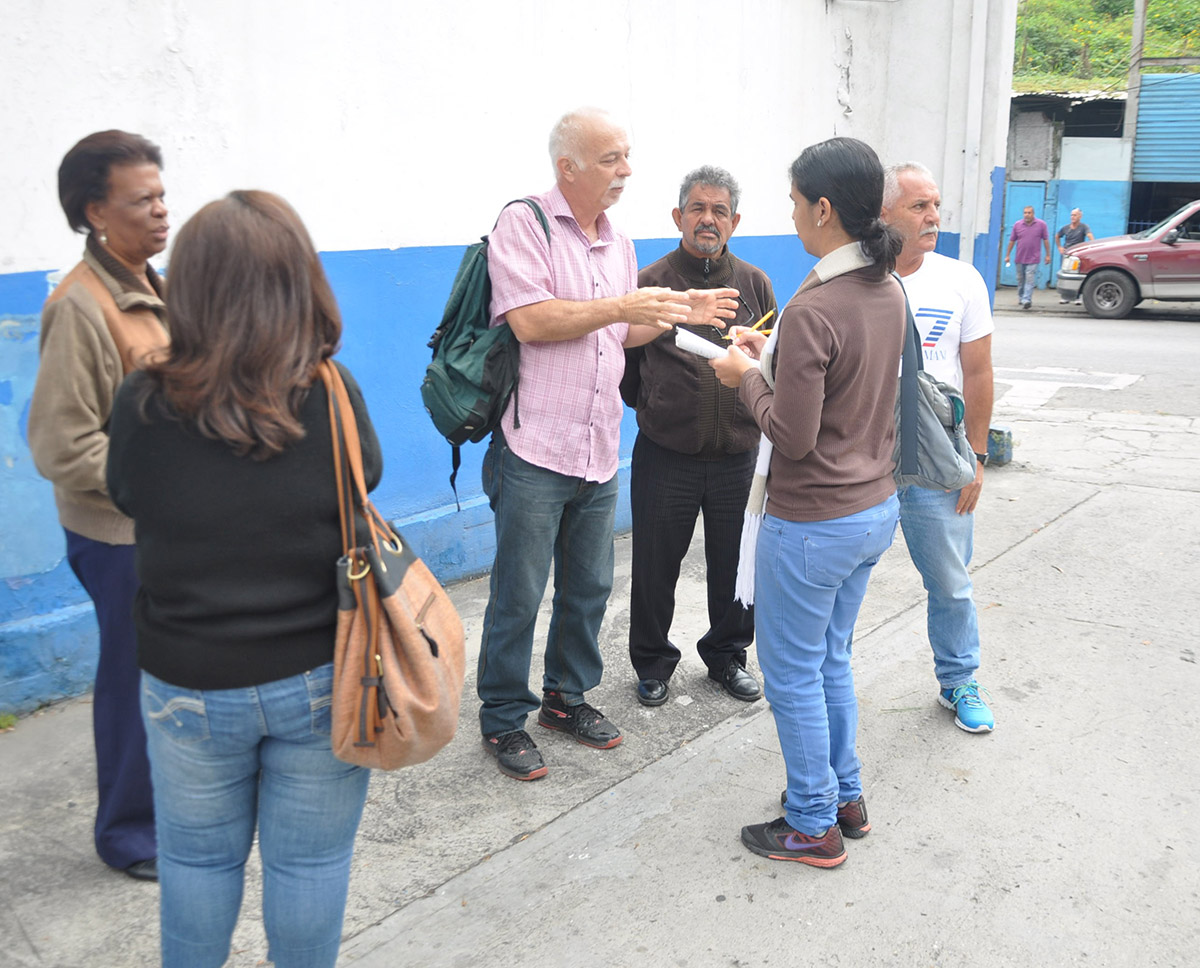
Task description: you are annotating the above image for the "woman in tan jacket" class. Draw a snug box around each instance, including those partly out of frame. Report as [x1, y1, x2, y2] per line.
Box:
[28, 130, 169, 881]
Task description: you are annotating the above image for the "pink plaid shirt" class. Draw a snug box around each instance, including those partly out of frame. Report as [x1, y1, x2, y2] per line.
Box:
[488, 185, 636, 481]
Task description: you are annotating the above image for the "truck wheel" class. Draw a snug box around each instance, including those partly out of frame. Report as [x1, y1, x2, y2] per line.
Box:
[1082, 270, 1138, 319]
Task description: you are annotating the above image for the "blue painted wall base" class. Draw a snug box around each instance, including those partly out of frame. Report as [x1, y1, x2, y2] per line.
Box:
[1, 224, 1004, 714]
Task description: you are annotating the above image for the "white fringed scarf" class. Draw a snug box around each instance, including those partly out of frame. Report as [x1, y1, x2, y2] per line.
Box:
[734, 241, 876, 605]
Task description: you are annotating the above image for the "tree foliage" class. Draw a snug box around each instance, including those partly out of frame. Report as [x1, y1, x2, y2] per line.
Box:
[1014, 0, 1199, 89]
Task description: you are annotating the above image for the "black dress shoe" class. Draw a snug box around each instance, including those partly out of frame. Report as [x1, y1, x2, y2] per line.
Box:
[123, 858, 158, 881]
[636, 678, 669, 706]
[709, 659, 762, 702]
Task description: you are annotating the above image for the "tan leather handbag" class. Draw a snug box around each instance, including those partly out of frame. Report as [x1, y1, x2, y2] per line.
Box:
[320, 360, 465, 770]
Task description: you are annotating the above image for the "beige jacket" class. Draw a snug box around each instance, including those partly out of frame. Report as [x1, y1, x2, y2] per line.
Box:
[28, 249, 167, 545]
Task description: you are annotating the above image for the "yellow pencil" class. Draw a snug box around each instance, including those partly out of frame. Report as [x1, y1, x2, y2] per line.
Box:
[723, 309, 775, 339]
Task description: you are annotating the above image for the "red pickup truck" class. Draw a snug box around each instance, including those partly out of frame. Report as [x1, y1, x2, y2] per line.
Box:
[1056, 200, 1200, 318]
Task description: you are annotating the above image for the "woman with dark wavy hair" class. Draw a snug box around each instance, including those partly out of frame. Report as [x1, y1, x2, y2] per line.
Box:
[28, 129, 169, 881]
[107, 190, 382, 967]
[712, 137, 906, 868]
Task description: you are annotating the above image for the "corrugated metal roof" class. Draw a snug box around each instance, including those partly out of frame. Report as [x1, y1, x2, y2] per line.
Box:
[1133, 73, 1200, 182]
[1012, 89, 1127, 102]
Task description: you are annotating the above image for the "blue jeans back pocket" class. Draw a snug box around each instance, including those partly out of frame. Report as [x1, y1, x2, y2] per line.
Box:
[141, 674, 211, 746]
[802, 530, 876, 587]
[305, 662, 335, 737]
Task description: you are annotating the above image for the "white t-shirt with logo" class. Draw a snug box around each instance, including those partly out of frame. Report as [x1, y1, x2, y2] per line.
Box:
[896, 251, 994, 390]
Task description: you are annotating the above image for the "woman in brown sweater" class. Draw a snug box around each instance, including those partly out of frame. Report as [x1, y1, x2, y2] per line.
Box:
[712, 138, 906, 868]
[28, 130, 169, 881]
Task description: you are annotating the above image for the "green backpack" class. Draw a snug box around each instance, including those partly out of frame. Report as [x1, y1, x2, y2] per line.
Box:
[420, 198, 550, 505]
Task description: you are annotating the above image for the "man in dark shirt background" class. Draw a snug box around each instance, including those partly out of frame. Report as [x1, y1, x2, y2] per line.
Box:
[621, 166, 775, 707]
[1056, 208, 1094, 305]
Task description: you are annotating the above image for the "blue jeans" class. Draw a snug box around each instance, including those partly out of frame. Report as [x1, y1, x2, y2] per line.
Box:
[1015, 262, 1038, 304]
[897, 484, 981, 688]
[755, 497, 899, 836]
[477, 435, 618, 737]
[141, 663, 369, 968]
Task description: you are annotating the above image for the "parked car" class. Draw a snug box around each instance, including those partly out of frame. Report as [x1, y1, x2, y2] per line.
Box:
[1056, 200, 1200, 318]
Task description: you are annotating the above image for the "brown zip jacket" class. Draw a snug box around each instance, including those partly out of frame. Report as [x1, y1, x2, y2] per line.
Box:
[28, 248, 168, 544]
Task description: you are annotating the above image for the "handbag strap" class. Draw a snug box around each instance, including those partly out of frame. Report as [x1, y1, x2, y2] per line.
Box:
[894, 273, 922, 477]
[320, 359, 394, 558]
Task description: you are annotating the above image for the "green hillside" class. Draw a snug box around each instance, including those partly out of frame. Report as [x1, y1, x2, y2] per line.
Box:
[1014, 0, 1199, 92]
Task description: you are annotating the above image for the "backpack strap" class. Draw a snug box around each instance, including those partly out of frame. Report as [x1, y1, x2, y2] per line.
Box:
[498, 198, 551, 242]
[492, 198, 551, 435]
[894, 272, 922, 477]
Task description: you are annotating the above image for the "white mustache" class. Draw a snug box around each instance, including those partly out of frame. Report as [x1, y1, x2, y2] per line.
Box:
[919, 226, 939, 237]
[609, 178, 626, 191]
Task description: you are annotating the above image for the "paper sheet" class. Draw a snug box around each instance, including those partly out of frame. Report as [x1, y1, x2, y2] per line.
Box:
[674, 328, 727, 360]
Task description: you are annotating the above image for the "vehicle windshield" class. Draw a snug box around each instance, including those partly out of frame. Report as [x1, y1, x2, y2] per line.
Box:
[1133, 203, 1196, 239]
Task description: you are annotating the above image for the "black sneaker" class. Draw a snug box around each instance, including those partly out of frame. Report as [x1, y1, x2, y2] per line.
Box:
[741, 816, 846, 867]
[537, 691, 623, 749]
[482, 729, 548, 781]
[780, 790, 871, 838]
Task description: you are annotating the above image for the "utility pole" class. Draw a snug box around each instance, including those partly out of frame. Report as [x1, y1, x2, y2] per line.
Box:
[1122, 0, 1147, 141]
[1123, 0, 1200, 142]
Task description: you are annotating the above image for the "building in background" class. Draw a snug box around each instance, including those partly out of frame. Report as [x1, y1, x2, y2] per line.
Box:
[0, 0, 1019, 714]
[1002, 71, 1200, 293]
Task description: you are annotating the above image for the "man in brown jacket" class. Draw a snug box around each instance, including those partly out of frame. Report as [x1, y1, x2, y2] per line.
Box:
[621, 166, 775, 706]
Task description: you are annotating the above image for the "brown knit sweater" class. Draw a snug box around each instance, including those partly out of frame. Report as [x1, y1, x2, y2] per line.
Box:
[28, 241, 168, 544]
[739, 266, 905, 522]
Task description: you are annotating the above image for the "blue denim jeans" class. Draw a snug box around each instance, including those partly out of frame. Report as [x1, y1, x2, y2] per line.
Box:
[141, 663, 369, 968]
[1015, 262, 1038, 304]
[754, 497, 899, 836]
[477, 435, 618, 737]
[897, 484, 981, 689]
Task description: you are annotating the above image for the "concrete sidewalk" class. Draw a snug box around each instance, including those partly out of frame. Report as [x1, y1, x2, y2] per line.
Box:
[2, 341, 1198, 967]
[993, 282, 1200, 319]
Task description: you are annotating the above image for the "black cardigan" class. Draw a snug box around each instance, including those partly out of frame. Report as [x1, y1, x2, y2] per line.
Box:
[106, 361, 383, 690]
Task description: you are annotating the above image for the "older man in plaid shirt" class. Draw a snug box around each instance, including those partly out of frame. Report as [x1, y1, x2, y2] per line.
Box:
[476, 107, 738, 780]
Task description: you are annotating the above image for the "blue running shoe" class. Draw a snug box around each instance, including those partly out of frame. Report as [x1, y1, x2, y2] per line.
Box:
[938, 680, 994, 733]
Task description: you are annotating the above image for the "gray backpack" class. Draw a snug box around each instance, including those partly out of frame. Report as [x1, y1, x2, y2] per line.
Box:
[893, 283, 977, 491]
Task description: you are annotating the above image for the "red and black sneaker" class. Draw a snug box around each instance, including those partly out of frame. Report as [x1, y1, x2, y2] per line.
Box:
[780, 790, 872, 839]
[537, 691, 623, 749]
[482, 729, 548, 781]
[740, 817, 847, 867]
[834, 796, 871, 839]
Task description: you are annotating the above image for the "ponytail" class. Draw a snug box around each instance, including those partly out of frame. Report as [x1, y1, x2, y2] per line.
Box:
[858, 216, 904, 278]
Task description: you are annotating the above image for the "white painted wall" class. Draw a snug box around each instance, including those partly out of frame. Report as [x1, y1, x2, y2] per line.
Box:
[3, 0, 1015, 274]
[1060, 137, 1133, 181]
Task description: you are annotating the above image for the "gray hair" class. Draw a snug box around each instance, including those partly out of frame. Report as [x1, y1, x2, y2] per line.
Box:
[548, 107, 613, 173]
[678, 165, 741, 215]
[883, 161, 936, 209]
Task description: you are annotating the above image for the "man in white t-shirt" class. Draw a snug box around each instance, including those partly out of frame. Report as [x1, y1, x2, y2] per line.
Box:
[881, 162, 996, 733]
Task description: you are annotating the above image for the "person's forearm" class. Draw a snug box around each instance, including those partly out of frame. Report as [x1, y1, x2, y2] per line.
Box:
[505, 296, 626, 343]
[962, 371, 994, 453]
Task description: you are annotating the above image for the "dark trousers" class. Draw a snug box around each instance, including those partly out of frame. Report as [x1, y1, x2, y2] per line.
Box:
[628, 434, 756, 680]
[65, 529, 156, 869]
